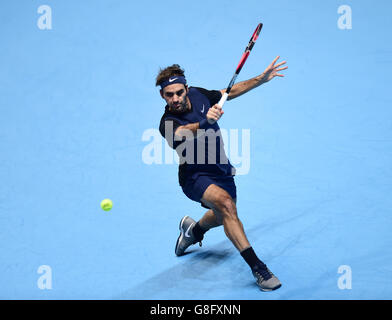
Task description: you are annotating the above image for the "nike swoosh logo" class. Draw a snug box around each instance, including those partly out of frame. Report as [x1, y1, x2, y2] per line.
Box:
[201, 104, 205, 113]
[169, 77, 178, 82]
[185, 223, 194, 238]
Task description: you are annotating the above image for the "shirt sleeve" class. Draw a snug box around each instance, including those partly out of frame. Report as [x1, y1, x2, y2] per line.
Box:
[193, 87, 222, 106]
[159, 116, 182, 149]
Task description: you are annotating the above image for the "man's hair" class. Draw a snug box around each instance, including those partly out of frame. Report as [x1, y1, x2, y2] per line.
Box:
[155, 64, 185, 87]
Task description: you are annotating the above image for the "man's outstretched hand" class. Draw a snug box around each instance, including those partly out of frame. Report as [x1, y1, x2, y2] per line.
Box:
[260, 56, 288, 83]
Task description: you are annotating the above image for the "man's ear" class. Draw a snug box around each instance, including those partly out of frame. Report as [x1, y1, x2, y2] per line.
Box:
[185, 85, 189, 94]
[160, 89, 164, 99]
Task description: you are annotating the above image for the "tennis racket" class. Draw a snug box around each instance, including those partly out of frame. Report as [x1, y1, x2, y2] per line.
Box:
[218, 23, 263, 107]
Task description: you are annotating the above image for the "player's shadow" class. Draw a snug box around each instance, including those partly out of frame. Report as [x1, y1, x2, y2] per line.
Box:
[189, 249, 233, 265]
[116, 246, 235, 299]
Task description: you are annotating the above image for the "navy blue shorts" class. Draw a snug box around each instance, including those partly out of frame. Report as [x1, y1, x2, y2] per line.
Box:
[181, 175, 237, 209]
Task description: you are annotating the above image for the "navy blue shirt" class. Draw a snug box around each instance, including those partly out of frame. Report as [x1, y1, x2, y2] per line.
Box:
[159, 87, 235, 186]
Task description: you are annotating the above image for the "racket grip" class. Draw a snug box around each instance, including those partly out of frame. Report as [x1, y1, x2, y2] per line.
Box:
[218, 92, 229, 107]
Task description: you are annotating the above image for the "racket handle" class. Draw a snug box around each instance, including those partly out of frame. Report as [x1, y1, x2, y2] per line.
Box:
[218, 92, 229, 108]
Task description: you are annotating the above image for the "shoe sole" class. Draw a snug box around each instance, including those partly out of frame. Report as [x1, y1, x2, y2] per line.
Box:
[253, 274, 282, 291]
[175, 216, 189, 256]
[258, 283, 282, 292]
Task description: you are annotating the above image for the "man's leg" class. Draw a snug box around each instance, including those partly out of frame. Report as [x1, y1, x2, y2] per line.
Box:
[193, 198, 237, 247]
[175, 190, 241, 255]
[200, 185, 250, 252]
[197, 209, 220, 230]
[197, 197, 236, 230]
[200, 184, 282, 291]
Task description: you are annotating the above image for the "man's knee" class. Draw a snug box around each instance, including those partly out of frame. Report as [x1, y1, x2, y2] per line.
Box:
[214, 195, 238, 221]
[201, 184, 238, 222]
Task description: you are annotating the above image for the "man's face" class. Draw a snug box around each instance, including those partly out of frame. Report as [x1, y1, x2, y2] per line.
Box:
[161, 83, 188, 113]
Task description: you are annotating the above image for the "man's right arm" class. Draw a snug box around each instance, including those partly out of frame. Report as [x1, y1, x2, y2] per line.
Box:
[175, 122, 203, 139]
[175, 104, 224, 138]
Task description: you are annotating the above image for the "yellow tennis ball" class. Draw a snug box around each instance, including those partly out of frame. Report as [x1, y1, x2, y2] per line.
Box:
[101, 199, 113, 211]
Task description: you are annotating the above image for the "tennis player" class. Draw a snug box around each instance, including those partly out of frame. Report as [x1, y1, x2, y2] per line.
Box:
[157, 57, 287, 291]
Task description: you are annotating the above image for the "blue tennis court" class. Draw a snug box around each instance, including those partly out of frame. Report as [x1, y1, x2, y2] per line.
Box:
[1, 0, 391, 299]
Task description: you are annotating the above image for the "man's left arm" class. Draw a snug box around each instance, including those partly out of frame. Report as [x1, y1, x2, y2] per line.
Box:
[221, 56, 288, 101]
